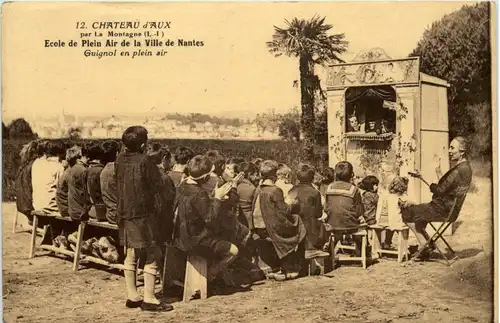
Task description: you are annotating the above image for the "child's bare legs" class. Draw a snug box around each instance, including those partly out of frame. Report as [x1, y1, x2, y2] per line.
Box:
[383, 230, 394, 248]
[123, 248, 141, 302]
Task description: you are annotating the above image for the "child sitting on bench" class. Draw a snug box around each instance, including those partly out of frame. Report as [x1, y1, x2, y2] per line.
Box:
[174, 155, 240, 285]
[252, 160, 306, 281]
[325, 161, 375, 257]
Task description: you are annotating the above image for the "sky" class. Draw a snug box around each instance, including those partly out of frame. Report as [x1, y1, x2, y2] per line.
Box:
[2, 1, 473, 122]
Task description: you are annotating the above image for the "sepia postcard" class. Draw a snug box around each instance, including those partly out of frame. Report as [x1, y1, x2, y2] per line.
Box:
[1, 1, 496, 322]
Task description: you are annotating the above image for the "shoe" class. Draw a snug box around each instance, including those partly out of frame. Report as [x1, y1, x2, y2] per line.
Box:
[53, 235, 69, 250]
[125, 299, 143, 308]
[266, 267, 281, 279]
[273, 271, 299, 281]
[98, 236, 119, 263]
[140, 302, 174, 312]
[413, 247, 431, 261]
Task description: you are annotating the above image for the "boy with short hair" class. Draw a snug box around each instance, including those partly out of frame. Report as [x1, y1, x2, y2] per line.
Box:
[287, 164, 326, 251]
[56, 145, 82, 218]
[68, 143, 90, 221]
[175, 155, 239, 283]
[203, 150, 226, 192]
[100, 140, 121, 224]
[218, 158, 251, 248]
[31, 139, 66, 215]
[325, 161, 372, 256]
[237, 162, 258, 229]
[168, 146, 195, 187]
[148, 147, 176, 246]
[115, 126, 173, 312]
[252, 160, 306, 281]
[86, 142, 106, 221]
[275, 163, 293, 197]
[31, 139, 66, 245]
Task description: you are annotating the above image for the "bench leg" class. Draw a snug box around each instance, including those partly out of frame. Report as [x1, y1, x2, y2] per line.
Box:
[12, 211, 19, 234]
[28, 215, 39, 258]
[72, 221, 86, 272]
[402, 230, 409, 262]
[308, 258, 325, 276]
[316, 258, 325, 275]
[361, 236, 367, 269]
[183, 255, 207, 302]
[397, 231, 403, 263]
[330, 235, 337, 269]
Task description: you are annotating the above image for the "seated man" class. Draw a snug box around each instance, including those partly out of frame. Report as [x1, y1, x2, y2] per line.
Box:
[324, 161, 374, 256]
[402, 136, 472, 260]
[174, 155, 239, 283]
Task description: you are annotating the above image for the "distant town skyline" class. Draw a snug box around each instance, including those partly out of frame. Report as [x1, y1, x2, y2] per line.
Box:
[2, 2, 471, 122]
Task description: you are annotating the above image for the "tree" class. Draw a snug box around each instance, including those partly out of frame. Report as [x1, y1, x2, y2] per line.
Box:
[8, 118, 37, 139]
[68, 126, 82, 140]
[410, 3, 491, 149]
[2, 122, 8, 139]
[278, 106, 301, 141]
[267, 15, 348, 159]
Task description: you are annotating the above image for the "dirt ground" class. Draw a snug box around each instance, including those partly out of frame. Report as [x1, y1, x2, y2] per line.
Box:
[2, 177, 494, 323]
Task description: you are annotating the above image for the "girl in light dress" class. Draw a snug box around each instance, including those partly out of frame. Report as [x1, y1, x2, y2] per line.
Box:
[378, 176, 411, 249]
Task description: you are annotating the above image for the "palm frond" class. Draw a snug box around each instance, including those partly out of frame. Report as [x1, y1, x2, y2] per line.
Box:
[267, 15, 349, 65]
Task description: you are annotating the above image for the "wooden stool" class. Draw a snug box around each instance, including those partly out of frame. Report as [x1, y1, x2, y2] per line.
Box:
[330, 229, 369, 269]
[161, 244, 186, 297]
[305, 250, 330, 276]
[183, 255, 208, 303]
[370, 224, 409, 263]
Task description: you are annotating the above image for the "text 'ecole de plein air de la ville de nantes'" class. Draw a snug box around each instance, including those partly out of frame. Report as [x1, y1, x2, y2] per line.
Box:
[44, 21, 205, 58]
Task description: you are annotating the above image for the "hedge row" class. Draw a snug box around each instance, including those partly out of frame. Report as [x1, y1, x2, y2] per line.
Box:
[2, 138, 329, 202]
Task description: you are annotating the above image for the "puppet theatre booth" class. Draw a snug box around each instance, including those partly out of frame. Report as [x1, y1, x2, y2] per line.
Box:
[325, 48, 453, 234]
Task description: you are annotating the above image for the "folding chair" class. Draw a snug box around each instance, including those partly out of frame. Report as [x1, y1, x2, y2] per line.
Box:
[410, 185, 469, 266]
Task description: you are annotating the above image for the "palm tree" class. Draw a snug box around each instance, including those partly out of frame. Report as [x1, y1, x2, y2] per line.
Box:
[267, 15, 348, 160]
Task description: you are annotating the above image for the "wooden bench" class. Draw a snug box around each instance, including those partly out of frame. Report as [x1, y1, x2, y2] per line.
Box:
[28, 211, 124, 272]
[370, 224, 410, 263]
[305, 250, 330, 276]
[330, 229, 369, 269]
[183, 255, 208, 302]
[161, 245, 210, 302]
